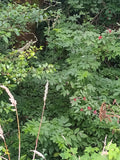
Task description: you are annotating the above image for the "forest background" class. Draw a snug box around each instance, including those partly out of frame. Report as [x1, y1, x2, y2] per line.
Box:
[0, 0, 120, 159]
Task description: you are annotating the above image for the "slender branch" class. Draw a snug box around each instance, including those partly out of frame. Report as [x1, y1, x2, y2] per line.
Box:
[107, 139, 112, 148]
[0, 156, 8, 160]
[32, 81, 49, 160]
[52, 15, 60, 28]
[17, 40, 35, 53]
[3, 139, 11, 160]
[101, 135, 112, 156]
[43, 3, 57, 11]
[0, 125, 10, 160]
[15, 102, 21, 160]
[101, 135, 107, 155]
[90, 7, 105, 24]
[0, 85, 20, 160]
[14, 32, 38, 53]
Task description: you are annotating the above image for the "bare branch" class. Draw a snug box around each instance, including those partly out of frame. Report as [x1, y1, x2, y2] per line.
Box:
[91, 8, 105, 24]
[0, 156, 8, 160]
[32, 81, 49, 160]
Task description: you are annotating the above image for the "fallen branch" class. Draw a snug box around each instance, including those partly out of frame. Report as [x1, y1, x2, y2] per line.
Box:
[15, 32, 38, 53]
[17, 40, 36, 53]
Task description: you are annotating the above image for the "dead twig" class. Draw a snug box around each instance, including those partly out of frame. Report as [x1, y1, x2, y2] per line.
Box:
[0, 155, 8, 160]
[101, 135, 108, 156]
[52, 14, 60, 28]
[90, 8, 105, 24]
[0, 85, 20, 160]
[15, 32, 38, 53]
[101, 135, 112, 156]
[32, 81, 49, 160]
[31, 150, 46, 160]
[17, 40, 36, 53]
[0, 125, 10, 160]
[43, 3, 58, 11]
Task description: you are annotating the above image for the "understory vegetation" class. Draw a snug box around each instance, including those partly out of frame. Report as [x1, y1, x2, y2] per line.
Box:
[0, 0, 120, 160]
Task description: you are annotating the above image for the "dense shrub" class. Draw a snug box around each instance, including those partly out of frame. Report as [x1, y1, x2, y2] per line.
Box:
[1, 0, 120, 160]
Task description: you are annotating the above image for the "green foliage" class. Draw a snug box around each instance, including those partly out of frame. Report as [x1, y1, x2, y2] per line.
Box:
[23, 116, 87, 158]
[0, 2, 47, 51]
[61, 0, 120, 29]
[80, 142, 120, 160]
[1, 0, 120, 160]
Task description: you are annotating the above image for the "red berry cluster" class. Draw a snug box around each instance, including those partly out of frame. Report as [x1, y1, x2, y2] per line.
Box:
[98, 29, 112, 40]
[80, 106, 97, 115]
[73, 97, 97, 115]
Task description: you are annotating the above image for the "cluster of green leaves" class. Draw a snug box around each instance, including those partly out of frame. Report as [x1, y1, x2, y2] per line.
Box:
[0, 2, 48, 49]
[23, 116, 87, 159]
[1, 0, 120, 160]
[21, 10, 120, 160]
[60, 0, 120, 29]
[80, 142, 120, 160]
[0, 1, 57, 159]
[32, 2, 120, 158]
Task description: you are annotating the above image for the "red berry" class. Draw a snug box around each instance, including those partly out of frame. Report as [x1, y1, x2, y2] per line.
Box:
[83, 97, 86, 101]
[108, 29, 112, 33]
[93, 110, 97, 114]
[88, 106, 92, 110]
[98, 36, 102, 40]
[73, 98, 77, 101]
